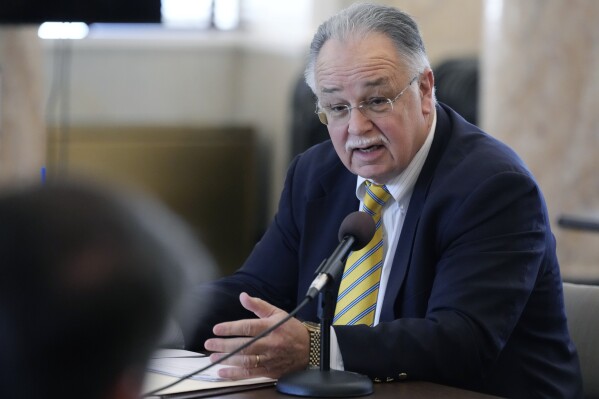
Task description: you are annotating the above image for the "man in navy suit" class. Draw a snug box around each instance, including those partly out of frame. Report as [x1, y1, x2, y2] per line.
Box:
[185, 4, 582, 397]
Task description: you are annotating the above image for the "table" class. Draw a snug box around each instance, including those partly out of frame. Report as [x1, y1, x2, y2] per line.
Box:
[203, 381, 503, 399]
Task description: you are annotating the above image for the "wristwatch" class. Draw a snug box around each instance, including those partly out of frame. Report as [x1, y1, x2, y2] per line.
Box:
[302, 321, 321, 368]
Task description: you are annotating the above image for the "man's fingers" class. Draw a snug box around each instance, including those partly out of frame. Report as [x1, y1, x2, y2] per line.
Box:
[212, 318, 267, 338]
[204, 294, 303, 380]
[209, 353, 262, 369]
[211, 293, 282, 337]
[239, 292, 279, 319]
[205, 336, 254, 354]
[208, 353, 268, 380]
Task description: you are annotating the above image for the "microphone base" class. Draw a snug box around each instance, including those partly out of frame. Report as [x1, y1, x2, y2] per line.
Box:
[276, 369, 373, 397]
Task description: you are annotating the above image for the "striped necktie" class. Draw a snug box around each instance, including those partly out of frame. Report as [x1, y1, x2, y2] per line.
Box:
[333, 182, 392, 326]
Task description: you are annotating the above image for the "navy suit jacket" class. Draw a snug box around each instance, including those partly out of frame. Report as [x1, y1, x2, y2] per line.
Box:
[186, 104, 582, 398]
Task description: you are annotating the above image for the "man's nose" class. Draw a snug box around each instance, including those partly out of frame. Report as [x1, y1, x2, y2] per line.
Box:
[347, 106, 372, 136]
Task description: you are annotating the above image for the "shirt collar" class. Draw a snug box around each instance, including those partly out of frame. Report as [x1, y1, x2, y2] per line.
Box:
[356, 109, 437, 204]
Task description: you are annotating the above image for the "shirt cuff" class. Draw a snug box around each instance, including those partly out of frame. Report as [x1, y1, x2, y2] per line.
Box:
[329, 326, 345, 370]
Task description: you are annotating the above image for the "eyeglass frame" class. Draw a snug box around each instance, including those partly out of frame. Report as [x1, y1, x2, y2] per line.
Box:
[315, 75, 419, 126]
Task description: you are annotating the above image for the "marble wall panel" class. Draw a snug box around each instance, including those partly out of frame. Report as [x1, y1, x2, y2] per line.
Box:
[481, 0, 599, 281]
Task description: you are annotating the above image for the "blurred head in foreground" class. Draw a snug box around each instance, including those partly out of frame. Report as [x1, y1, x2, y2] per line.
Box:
[0, 180, 214, 399]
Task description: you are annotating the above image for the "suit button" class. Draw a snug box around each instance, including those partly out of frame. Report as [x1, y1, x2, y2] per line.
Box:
[373, 377, 382, 383]
[398, 373, 408, 380]
[386, 377, 395, 382]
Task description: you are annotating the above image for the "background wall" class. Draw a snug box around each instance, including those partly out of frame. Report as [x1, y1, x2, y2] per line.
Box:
[41, 34, 306, 230]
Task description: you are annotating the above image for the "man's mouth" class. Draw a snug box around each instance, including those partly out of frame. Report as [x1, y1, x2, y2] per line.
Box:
[355, 144, 383, 153]
[345, 135, 389, 153]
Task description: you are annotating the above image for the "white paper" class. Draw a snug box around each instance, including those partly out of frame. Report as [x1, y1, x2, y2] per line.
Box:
[150, 349, 206, 359]
[148, 350, 229, 381]
[143, 372, 275, 396]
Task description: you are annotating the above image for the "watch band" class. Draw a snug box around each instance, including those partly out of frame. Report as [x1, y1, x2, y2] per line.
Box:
[302, 321, 321, 368]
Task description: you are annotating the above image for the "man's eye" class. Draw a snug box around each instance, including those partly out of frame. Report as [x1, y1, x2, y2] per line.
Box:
[329, 105, 348, 114]
[367, 97, 388, 106]
[365, 97, 390, 112]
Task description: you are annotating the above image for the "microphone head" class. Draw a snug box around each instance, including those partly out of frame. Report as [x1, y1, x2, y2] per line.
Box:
[338, 211, 376, 250]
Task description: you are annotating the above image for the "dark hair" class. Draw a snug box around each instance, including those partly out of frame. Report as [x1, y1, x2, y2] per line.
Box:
[0, 181, 207, 399]
[305, 3, 430, 92]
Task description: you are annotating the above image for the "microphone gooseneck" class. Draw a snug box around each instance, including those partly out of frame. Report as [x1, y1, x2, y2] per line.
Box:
[306, 211, 375, 299]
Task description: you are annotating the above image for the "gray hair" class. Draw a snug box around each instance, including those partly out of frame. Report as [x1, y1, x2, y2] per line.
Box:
[305, 3, 431, 92]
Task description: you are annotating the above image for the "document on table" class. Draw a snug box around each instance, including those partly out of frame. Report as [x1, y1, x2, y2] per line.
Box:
[148, 349, 225, 382]
[144, 349, 275, 397]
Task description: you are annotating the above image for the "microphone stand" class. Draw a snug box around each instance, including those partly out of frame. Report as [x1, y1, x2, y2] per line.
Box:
[277, 260, 373, 397]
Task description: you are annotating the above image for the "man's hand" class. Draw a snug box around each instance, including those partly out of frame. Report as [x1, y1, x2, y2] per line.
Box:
[204, 292, 310, 379]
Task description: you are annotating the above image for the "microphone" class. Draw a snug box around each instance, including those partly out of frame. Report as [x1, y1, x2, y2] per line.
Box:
[306, 211, 375, 299]
[277, 211, 376, 398]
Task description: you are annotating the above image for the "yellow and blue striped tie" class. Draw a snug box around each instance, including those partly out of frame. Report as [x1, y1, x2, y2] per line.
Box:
[333, 182, 391, 326]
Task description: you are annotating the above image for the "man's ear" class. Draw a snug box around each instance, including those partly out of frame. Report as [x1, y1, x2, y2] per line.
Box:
[105, 368, 144, 399]
[419, 68, 435, 116]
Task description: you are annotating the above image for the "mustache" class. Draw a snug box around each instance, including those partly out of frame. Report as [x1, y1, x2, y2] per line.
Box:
[345, 135, 390, 152]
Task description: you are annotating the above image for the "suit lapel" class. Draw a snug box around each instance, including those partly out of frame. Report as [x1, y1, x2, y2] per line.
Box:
[380, 105, 452, 321]
[303, 158, 359, 280]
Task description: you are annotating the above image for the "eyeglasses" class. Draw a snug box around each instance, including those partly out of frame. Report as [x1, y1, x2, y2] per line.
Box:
[316, 75, 418, 126]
